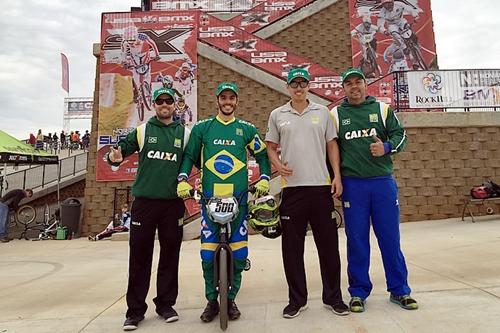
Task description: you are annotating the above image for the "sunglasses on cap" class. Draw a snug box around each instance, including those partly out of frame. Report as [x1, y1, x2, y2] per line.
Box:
[289, 81, 309, 88]
[155, 98, 174, 105]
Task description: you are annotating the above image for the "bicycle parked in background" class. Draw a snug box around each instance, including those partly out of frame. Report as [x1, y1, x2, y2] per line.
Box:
[10, 203, 62, 240]
[7, 204, 36, 237]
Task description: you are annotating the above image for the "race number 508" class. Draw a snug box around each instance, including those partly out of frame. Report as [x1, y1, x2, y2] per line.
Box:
[215, 202, 235, 213]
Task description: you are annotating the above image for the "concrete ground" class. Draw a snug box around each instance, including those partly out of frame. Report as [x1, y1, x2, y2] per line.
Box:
[1, 216, 499, 333]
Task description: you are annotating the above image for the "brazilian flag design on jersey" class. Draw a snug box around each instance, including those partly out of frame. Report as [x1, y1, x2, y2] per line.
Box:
[179, 115, 271, 199]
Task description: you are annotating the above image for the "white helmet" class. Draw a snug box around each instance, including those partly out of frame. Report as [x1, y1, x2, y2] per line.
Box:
[123, 26, 138, 41]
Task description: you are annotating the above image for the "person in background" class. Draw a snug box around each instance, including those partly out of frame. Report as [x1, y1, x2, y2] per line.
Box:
[46, 133, 53, 153]
[28, 133, 36, 147]
[88, 203, 131, 241]
[0, 189, 33, 243]
[60, 130, 67, 149]
[36, 129, 44, 150]
[82, 130, 90, 151]
[52, 133, 59, 154]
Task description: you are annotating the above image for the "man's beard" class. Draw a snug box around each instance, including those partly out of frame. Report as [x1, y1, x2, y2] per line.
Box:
[156, 108, 173, 120]
[219, 104, 236, 116]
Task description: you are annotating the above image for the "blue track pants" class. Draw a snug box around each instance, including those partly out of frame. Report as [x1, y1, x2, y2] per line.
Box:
[342, 176, 411, 299]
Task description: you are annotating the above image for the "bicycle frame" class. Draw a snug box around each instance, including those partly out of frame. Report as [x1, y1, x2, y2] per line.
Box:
[18, 204, 61, 240]
[193, 188, 254, 331]
[36, 211, 60, 240]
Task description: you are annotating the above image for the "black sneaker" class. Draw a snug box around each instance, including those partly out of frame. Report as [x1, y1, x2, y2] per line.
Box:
[228, 299, 241, 320]
[349, 297, 365, 313]
[390, 294, 418, 310]
[200, 300, 219, 322]
[324, 302, 350, 316]
[159, 306, 179, 323]
[0, 237, 11, 243]
[123, 316, 144, 331]
[282, 304, 308, 319]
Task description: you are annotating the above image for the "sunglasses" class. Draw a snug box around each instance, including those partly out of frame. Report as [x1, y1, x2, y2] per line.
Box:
[155, 98, 174, 105]
[289, 81, 309, 88]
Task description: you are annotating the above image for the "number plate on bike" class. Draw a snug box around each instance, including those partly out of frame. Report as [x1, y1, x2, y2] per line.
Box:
[136, 64, 149, 75]
[207, 197, 239, 225]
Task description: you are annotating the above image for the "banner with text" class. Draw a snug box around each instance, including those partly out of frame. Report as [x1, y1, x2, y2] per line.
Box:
[97, 11, 198, 181]
[199, 15, 344, 100]
[407, 70, 500, 108]
[65, 98, 93, 116]
[149, 0, 254, 11]
[227, 0, 314, 33]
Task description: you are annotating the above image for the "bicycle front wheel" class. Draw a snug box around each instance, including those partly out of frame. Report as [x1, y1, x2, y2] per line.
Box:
[219, 248, 229, 331]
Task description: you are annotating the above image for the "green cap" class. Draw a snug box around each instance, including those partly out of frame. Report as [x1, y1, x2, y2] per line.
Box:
[287, 68, 310, 84]
[341, 68, 366, 84]
[152, 87, 175, 101]
[216, 82, 239, 96]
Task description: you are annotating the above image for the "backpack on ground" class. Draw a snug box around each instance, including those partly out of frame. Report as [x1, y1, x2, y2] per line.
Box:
[470, 180, 500, 199]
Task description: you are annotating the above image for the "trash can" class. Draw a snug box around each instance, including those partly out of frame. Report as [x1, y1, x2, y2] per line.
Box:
[60, 198, 82, 238]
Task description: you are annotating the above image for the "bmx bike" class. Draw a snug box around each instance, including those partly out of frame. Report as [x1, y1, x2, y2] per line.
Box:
[190, 187, 256, 330]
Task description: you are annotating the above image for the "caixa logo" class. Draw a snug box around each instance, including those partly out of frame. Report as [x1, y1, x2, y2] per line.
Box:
[422, 73, 442, 94]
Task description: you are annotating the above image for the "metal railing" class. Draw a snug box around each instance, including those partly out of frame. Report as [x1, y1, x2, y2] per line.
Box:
[0, 152, 88, 196]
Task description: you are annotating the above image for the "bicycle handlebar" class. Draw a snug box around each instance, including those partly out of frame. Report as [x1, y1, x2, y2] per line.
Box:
[189, 186, 256, 203]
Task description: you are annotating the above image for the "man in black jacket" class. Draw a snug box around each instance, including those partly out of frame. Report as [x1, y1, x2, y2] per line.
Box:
[0, 188, 33, 242]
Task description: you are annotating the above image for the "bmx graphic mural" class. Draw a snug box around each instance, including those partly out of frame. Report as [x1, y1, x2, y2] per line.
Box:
[349, 0, 437, 78]
[97, 11, 199, 181]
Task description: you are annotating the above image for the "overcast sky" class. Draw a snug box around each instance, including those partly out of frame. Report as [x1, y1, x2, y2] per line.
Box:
[1, 0, 499, 139]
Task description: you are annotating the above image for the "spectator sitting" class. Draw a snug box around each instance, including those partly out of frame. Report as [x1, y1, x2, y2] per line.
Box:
[88, 203, 130, 241]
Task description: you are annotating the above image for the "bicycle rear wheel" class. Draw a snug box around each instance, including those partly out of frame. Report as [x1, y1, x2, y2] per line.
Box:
[16, 205, 36, 225]
[333, 208, 343, 228]
[218, 248, 229, 331]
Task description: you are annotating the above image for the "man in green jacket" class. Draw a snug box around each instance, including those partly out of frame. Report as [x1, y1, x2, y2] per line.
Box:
[331, 68, 417, 313]
[177, 82, 271, 323]
[107, 87, 190, 331]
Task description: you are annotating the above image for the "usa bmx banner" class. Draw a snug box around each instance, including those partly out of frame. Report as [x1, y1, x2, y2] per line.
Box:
[407, 69, 500, 108]
[199, 15, 346, 101]
[97, 11, 198, 181]
[227, 0, 314, 33]
[149, 0, 254, 11]
[348, 0, 437, 79]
